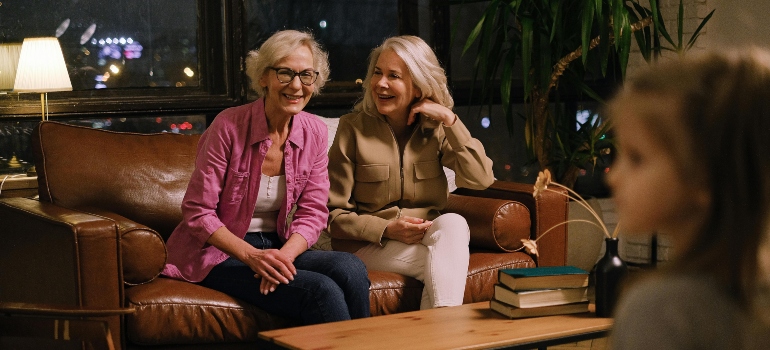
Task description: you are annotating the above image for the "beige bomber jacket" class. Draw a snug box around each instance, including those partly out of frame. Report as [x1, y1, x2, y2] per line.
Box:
[326, 110, 495, 253]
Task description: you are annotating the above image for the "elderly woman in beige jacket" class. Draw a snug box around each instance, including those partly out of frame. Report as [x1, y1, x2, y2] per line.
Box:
[326, 35, 494, 309]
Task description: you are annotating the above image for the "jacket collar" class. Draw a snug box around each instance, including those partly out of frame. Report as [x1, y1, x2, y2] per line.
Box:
[249, 97, 306, 149]
[371, 110, 440, 134]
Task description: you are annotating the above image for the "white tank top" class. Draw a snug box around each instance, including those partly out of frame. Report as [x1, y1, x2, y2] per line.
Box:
[248, 173, 286, 233]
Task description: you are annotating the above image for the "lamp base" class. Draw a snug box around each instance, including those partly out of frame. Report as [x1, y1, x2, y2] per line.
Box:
[26, 166, 37, 177]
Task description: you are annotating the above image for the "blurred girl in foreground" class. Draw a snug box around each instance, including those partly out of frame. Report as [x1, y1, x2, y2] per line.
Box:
[607, 49, 770, 349]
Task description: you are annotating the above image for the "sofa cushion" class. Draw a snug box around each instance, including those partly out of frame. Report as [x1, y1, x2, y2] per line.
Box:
[32, 122, 198, 240]
[367, 251, 535, 315]
[445, 194, 531, 252]
[368, 270, 423, 315]
[125, 278, 295, 345]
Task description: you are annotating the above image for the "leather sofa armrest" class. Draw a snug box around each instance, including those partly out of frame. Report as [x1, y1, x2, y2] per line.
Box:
[82, 208, 167, 286]
[0, 197, 124, 349]
[445, 194, 530, 252]
[452, 180, 568, 266]
[0, 197, 124, 308]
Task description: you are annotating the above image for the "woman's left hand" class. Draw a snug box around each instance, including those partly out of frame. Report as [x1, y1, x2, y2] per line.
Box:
[258, 233, 308, 294]
[260, 278, 279, 295]
[408, 99, 457, 126]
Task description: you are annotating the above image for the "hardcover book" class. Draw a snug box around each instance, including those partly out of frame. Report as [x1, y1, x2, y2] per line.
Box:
[494, 284, 589, 308]
[498, 266, 589, 291]
[489, 299, 590, 319]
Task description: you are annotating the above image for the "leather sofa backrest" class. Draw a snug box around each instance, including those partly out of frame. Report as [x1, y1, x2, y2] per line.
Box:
[32, 121, 200, 240]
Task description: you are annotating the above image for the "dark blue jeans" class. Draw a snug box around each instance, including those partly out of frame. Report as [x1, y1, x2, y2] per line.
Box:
[199, 232, 370, 325]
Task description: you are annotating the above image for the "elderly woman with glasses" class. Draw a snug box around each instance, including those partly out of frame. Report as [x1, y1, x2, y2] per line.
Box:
[326, 35, 494, 309]
[162, 30, 370, 325]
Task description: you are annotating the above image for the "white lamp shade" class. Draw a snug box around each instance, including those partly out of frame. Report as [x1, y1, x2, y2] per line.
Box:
[13, 37, 72, 93]
[0, 43, 22, 90]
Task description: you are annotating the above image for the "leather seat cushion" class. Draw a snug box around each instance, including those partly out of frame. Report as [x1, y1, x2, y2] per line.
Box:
[368, 270, 423, 315]
[127, 250, 535, 343]
[125, 278, 294, 346]
[368, 250, 535, 315]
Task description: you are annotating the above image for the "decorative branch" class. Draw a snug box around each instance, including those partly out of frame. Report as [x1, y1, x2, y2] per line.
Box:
[548, 16, 654, 92]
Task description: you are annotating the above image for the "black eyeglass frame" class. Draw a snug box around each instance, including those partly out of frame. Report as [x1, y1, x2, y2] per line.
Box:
[268, 67, 320, 86]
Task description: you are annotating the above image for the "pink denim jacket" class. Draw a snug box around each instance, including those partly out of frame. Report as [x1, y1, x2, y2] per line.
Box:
[162, 98, 330, 283]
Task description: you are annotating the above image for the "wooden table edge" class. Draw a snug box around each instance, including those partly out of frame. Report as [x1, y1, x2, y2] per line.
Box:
[259, 302, 613, 350]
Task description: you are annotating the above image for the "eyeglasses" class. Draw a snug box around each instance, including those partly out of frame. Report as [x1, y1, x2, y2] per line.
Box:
[269, 67, 319, 86]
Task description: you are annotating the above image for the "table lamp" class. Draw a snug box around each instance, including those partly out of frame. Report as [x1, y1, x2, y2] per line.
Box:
[0, 43, 22, 90]
[13, 37, 72, 120]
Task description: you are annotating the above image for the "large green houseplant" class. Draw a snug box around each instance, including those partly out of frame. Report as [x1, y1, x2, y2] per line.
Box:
[456, 0, 713, 188]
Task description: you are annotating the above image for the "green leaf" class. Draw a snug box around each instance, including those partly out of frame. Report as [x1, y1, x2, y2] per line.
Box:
[500, 48, 516, 123]
[563, 70, 604, 104]
[462, 9, 489, 55]
[581, 0, 595, 65]
[594, 0, 602, 18]
[626, 3, 650, 62]
[643, 24, 652, 61]
[551, 0, 563, 43]
[511, 0, 522, 15]
[650, 0, 674, 47]
[478, 4, 500, 74]
[599, 4, 610, 76]
[521, 15, 534, 100]
[686, 9, 714, 50]
[612, 0, 624, 45]
[615, 7, 632, 78]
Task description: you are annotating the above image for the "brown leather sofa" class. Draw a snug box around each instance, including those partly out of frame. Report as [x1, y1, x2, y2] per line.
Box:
[0, 121, 568, 349]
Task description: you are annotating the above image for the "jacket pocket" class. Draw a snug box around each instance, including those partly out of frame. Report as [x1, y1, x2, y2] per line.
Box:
[225, 169, 250, 203]
[413, 159, 446, 199]
[353, 164, 389, 204]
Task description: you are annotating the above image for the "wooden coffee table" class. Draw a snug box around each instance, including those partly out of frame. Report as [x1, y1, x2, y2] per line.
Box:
[258, 302, 612, 350]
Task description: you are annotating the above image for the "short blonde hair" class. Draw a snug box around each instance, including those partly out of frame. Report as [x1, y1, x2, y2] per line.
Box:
[245, 30, 330, 97]
[356, 35, 453, 116]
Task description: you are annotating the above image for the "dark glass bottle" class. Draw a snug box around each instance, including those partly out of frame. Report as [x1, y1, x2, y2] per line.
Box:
[595, 237, 628, 317]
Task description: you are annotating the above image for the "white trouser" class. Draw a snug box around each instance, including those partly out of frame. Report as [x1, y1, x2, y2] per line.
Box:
[354, 213, 471, 309]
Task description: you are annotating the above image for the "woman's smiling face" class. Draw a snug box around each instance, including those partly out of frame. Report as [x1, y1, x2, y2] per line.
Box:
[260, 45, 315, 118]
[370, 49, 421, 120]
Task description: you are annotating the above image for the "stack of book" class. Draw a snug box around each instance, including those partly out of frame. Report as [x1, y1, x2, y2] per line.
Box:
[490, 266, 591, 319]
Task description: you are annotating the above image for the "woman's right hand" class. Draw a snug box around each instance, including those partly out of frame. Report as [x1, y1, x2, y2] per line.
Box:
[242, 248, 296, 291]
[383, 216, 433, 244]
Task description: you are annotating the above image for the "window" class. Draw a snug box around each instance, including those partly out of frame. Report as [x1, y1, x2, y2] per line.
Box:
[0, 0, 238, 118]
[1, 0, 199, 90]
[243, 0, 400, 104]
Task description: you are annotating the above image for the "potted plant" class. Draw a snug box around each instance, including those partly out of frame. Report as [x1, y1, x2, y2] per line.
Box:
[455, 0, 713, 188]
